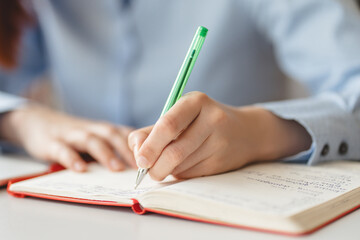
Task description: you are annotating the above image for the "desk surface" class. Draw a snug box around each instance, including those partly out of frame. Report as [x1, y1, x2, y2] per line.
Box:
[1, 190, 359, 240]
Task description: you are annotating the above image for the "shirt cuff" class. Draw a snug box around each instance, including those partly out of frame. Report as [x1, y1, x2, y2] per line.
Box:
[0, 92, 27, 113]
[282, 142, 315, 163]
[256, 93, 360, 165]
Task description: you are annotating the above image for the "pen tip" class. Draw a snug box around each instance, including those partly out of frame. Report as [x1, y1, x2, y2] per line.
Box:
[134, 184, 138, 190]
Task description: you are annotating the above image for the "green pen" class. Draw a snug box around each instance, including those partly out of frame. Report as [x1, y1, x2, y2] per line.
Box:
[135, 26, 208, 189]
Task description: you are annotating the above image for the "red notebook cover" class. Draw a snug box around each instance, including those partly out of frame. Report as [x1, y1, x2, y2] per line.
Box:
[7, 167, 360, 237]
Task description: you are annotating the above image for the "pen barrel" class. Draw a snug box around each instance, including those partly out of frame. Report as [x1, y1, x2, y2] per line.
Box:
[160, 26, 208, 116]
[135, 26, 208, 189]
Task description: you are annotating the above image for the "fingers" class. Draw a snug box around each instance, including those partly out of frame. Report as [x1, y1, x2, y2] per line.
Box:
[113, 132, 137, 168]
[16, 105, 142, 172]
[171, 136, 213, 176]
[148, 113, 212, 181]
[172, 159, 213, 179]
[61, 129, 125, 171]
[172, 141, 223, 179]
[88, 124, 137, 168]
[47, 141, 87, 172]
[136, 93, 208, 169]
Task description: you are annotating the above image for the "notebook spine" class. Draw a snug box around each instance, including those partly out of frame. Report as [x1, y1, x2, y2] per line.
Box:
[131, 199, 147, 214]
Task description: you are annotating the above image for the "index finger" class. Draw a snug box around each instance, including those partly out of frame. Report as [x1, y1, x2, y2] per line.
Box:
[128, 125, 153, 153]
[136, 92, 207, 169]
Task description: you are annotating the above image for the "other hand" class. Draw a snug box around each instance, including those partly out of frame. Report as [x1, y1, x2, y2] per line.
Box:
[0, 105, 136, 172]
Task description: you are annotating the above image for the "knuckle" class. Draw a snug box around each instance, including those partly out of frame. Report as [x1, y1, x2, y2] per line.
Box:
[128, 130, 137, 142]
[103, 125, 118, 138]
[94, 123, 119, 137]
[82, 131, 96, 143]
[127, 131, 137, 148]
[192, 91, 209, 105]
[84, 133, 109, 152]
[158, 115, 179, 135]
[128, 130, 145, 145]
[183, 92, 209, 107]
[211, 108, 228, 126]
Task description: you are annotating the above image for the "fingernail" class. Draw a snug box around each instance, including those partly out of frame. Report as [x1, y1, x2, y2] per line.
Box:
[137, 156, 149, 168]
[110, 159, 123, 171]
[74, 162, 86, 172]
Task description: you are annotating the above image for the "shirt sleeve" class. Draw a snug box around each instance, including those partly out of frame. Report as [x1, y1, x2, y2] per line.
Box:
[247, 0, 360, 164]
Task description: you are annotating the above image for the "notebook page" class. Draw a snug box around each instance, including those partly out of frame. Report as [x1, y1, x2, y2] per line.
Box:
[0, 155, 48, 185]
[10, 164, 176, 204]
[144, 161, 360, 217]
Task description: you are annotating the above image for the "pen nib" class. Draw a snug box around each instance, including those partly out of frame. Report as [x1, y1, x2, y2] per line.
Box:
[134, 168, 148, 190]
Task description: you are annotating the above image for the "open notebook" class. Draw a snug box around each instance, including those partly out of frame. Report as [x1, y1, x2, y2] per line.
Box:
[8, 160, 360, 236]
[0, 155, 49, 186]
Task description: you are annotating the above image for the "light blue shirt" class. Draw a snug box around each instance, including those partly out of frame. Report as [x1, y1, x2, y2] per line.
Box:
[1, 0, 360, 165]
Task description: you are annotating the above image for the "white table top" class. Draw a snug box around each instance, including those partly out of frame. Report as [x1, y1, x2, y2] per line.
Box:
[1, 190, 359, 240]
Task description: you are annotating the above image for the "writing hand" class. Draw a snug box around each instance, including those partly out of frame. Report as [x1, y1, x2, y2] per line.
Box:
[129, 91, 311, 181]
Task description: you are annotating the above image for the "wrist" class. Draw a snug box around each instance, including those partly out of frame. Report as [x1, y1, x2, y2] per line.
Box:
[0, 104, 36, 145]
[237, 106, 312, 162]
[0, 110, 21, 144]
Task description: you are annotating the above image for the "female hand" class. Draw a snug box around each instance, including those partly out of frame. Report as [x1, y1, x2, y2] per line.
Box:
[0, 105, 136, 172]
[128, 91, 311, 181]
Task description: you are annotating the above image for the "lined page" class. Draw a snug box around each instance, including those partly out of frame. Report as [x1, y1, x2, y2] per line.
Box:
[147, 161, 360, 216]
[10, 164, 176, 204]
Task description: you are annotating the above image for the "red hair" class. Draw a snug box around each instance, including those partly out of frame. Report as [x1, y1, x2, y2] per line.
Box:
[0, 0, 31, 69]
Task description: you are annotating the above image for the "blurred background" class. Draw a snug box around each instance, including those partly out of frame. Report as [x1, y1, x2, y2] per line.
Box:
[0, 0, 359, 114]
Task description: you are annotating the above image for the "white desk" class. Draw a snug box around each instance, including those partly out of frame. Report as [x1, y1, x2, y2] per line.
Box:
[1, 190, 359, 240]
